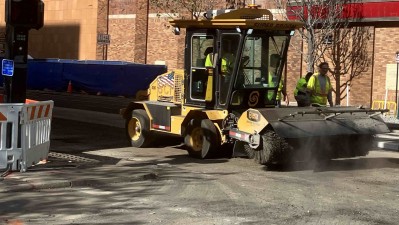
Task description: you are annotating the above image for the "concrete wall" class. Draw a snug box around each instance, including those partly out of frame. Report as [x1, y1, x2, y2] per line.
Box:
[107, 0, 205, 68]
[373, 27, 399, 104]
[0, 0, 99, 59]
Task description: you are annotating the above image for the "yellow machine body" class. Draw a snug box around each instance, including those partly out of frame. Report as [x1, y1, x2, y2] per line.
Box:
[121, 7, 389, 164]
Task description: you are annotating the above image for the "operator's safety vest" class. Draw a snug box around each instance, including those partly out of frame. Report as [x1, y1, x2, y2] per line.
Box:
[294, 77, 307, 96]
[267, 72, 283, 101]
[307, 73, 332, 105]
[205, 53, 230, 74]
[276, 79, 283, 101]
[205, 53, 214, 67]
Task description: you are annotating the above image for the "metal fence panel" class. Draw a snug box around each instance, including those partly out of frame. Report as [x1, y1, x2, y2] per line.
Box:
[0, 101, 53, 172]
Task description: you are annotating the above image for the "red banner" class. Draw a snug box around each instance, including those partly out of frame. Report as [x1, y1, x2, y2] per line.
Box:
[287, 1, 399, 20]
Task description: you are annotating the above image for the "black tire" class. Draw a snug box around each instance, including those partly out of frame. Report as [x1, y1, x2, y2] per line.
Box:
[244, 129, 291, 165]
[125, 109, 152, 147]
[243, 143, 255, 159]
[184, 119, 219, 159]
[184, 119, 201, 153]
[200, 119, 220, 158]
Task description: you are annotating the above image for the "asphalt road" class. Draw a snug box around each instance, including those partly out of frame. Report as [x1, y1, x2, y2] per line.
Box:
[0, 91, 397, 224]
[2, 150, 399, 224]
[50, 118, 128, 153]
[1, 115, 399, 224]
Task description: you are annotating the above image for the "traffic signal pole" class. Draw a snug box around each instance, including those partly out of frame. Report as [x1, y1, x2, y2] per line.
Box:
[4, 0, 44, 103]
[4, 25, 29, 103]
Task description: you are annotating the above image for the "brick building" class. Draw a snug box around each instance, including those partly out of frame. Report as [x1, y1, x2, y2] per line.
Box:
[0, 0, 399, 107]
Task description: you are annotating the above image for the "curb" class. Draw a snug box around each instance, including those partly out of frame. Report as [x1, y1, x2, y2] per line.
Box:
[374, 130, 399, 151]
[375, 141, 399, 152]
[0, 172, 158, 193]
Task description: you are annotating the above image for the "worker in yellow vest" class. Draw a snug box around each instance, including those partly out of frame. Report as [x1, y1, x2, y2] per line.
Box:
[307, 62, 333, 107]
[205, 47, 214, 68]
[205, 48, 233, 78]
[276, 78, 288, 107]
[206, 43, 237, 103]
[267, 54, 288, 107]
[294, 72, 313, 107]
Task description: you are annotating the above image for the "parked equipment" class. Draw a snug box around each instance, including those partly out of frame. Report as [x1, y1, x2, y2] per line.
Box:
[121, 7, 389, 165]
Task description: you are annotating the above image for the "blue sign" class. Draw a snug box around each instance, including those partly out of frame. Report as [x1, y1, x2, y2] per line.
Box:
[2, 59, 14, 77]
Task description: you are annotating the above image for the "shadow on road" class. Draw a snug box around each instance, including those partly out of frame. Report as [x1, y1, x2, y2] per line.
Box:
[263, 157, 399, 172]
[50, 118, 128, 153]
[50, 118, 399, 173]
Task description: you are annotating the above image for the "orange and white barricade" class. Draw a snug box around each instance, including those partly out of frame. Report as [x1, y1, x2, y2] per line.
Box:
[0, 100, 54, 172]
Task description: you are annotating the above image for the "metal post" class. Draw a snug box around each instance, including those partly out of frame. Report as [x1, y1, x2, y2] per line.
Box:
[396, 51, 399, 118]
[396, 62, 399, 106]
[397, 62, 399, 118]
[4, 25, 29, 103]
[346, 83, 349, 106]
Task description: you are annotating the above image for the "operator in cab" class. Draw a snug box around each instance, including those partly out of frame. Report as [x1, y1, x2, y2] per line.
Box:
[205, 47, 233, 74]
[204, 47, 214, 68]
[268, 54, 288, 107]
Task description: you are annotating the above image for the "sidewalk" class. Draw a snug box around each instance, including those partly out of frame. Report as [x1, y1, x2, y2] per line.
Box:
[374, 123, 399, 151]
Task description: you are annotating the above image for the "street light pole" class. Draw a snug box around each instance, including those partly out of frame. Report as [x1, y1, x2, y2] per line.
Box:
[396, 60, 398, 105]
[396, 51, 399, 118]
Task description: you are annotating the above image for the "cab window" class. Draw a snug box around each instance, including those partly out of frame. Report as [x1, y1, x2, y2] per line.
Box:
[219, 33, 240, 105]
[190, 35, 213, 100]
[235, 34, 288, 90]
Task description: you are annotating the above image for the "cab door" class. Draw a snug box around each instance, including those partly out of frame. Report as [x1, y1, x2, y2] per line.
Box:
[184, 30, 215, 107]
[215, 31, 242, 109]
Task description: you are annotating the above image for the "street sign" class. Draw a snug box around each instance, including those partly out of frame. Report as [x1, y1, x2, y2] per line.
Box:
[2, 59, 14, 76]
[97, 33, 110, 45]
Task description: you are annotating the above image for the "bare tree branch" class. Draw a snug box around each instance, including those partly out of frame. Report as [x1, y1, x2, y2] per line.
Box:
[149, 0, 220, 20]
[274, 0, 371, 105]
[226, 0, 247, 9]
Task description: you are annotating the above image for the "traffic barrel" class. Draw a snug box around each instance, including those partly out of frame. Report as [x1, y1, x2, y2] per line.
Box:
[67, 81, 73, 93]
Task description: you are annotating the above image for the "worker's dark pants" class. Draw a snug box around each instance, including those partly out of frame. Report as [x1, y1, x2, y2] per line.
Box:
[295, 93, 310, 107]
[276, 100, 282, 108]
